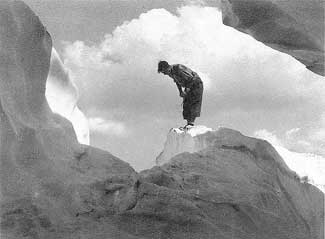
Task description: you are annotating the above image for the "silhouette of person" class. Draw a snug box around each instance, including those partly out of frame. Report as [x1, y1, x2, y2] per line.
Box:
[158, 61, 203, 129]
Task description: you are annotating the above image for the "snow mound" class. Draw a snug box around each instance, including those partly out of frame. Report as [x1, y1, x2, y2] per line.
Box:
[0, 2, 137, 238]
[157, 126, 293, 175]
[156, 125, 212, 165]
[153, 125, 324, 239]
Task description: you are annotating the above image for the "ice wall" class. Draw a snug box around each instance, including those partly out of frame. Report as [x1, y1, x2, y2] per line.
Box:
[220, 0, 325, 76]
[46, 48, 89, 145]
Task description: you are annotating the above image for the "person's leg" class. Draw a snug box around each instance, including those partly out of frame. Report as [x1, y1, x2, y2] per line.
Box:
[182, 90, 196, 128]
[187, 116, 195, 126]
[186, 81, 203, 127]
[182, 95, 190, 127]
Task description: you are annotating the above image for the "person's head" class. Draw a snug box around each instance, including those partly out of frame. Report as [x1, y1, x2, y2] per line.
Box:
[158, 60, 171, 75]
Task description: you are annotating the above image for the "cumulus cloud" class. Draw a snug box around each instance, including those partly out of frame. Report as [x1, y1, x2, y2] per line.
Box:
[183, 0, 206, 6]
[64, 5, 324, 113]
[89, 117, 127, 136]
[62, 5, 325, 169]
[254, 129, 283, 146]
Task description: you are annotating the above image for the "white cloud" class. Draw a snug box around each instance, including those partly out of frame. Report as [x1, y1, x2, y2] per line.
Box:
[183, 0, 206, 6]
[254, 129, 283, 147]
[64, 5, 324, 113]
[62, 5, 325, 170]
[285, 128, 301, 139]
[89, 117, 127, 136]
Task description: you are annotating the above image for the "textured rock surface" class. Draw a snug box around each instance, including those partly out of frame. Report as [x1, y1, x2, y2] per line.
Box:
[0, 1, 137, 238]
[156, 125, 213, 165]
[0, 1, 324, 239]
[220, 0, 325, 76]
[153, 127, 324, 238]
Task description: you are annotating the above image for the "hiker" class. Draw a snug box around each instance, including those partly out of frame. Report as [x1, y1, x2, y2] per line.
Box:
[158, 60, 203, 129]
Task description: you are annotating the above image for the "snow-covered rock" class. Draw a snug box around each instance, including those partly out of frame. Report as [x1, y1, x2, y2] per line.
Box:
[157, 126, 292, 172]
[220, 0, 325, 76]
[0, 1, 137, 238]
[152, 126, 324, 239]
[158, 126, 325, 190]
[156, 125, 213, 165]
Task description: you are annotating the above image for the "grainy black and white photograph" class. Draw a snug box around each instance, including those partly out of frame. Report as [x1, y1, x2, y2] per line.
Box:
[0, 0, 324, 238]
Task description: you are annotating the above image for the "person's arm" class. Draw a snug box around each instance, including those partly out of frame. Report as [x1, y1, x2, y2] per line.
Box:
[176, 82, 185, 97]
[172, 65, 185, 97]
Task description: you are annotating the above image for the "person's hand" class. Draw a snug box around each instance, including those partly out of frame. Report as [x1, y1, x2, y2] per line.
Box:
[180, 91, 186, 98]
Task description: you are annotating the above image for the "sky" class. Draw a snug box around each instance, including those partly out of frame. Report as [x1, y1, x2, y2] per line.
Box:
[24, 0, 325, 187]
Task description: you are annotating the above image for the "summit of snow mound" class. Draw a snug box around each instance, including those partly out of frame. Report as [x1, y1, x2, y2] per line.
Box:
[156, 125, 213, 165]
[151, 126, 324, 239]
[172, 125, 213, 136]
[157, 126, 293, 176]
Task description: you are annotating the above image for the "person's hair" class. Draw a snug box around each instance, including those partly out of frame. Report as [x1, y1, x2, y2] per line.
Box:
[158, 60, 169, 73]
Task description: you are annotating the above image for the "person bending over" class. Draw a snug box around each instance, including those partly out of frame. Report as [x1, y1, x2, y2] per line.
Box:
[158, 60, 203, 129]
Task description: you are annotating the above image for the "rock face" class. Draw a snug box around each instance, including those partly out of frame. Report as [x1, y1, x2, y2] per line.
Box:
[152, 127, 324, 239]
[0, 1, 137, 238]
[220, 0, 325, 76]
[0, 1, 324, 239]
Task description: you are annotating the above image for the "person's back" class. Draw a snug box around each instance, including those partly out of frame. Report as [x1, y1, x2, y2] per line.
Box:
[169, 64, 201, 89]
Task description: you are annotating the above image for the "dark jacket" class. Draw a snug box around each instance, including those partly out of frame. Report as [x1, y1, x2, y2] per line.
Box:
[169, 64, 202, 89]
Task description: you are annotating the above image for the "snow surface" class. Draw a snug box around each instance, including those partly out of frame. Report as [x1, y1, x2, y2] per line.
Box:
[157, 126, 325, 193]
[172, 125, 213, 136]
[155, 125, 324, 238]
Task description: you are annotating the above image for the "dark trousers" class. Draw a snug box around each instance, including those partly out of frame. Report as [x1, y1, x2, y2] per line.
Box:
[182, 80, 203, 121]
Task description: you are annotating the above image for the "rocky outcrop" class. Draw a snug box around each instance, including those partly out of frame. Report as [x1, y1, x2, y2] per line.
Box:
[220, 0, 325, 76]
[0, 1, 137, 238]
[151, 126, 324, 239]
